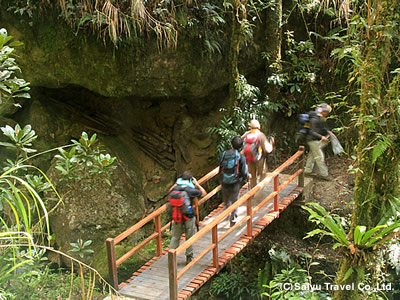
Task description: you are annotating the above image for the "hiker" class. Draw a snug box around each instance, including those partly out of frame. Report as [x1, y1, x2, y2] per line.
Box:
[241, 119, 274, 189]
[219, 136, 250, 227]
[168, 171, 207, 264]
[304, 103, 336, 180]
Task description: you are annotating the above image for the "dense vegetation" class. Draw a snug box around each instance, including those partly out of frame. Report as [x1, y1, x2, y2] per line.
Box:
[1, 0, 400, 299]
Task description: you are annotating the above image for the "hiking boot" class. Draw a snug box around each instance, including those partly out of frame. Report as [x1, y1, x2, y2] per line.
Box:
[316, 175, 333, 181]
[186, 256, 193, 265]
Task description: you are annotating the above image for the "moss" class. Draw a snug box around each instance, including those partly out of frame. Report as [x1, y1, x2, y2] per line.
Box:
[0, 5, 265, 101]
[93, 236, 172, 283]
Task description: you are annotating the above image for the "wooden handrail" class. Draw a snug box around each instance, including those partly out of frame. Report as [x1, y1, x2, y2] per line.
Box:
[116, 232, 159, 267]
[173, 147, 305, 257]
[107, 146, 305, 293]
[168, 147, 305, 299]
[106, 166, 220, 290]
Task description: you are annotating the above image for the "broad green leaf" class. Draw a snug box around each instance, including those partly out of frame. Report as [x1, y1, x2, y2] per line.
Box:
[83, 240, 93, 247]
[342, 267, 354, 282]
[354, 226, 366, 245]
[360, 225, 385, 245]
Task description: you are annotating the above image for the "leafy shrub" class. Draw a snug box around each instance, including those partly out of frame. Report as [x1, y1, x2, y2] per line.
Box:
[55, 131, 116, 181]
[208, 75, 272, 156]
[0, 28, 30, 104]
[210, 271, 259, 299]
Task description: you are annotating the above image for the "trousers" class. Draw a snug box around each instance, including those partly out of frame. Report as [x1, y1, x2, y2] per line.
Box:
[169, 217, 196, 258]
[305, 140, 328, 177]
[221, 182, 242, 223]
[247, 157, 266, 189]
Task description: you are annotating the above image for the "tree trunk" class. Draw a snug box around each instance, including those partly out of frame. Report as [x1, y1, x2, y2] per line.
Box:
[264, 0, 282, 104]
[228, 0, 247, 110]
[334, 1, 400, 298]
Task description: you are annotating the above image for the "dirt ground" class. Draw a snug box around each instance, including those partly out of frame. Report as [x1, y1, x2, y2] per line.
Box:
[266, 154, 355, 277]
[312, 155, 355, 216]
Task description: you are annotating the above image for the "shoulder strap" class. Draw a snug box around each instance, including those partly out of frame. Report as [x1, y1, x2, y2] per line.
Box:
[220, 151, 226, 166]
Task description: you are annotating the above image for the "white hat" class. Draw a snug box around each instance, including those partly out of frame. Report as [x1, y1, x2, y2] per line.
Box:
[249, 119, 260, 129]
[317, 103, 332, 113]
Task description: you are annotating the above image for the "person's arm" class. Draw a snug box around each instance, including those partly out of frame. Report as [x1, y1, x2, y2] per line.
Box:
[240, 155, 250, 179]
[309, 117, 327, 141]
[327, 130, 336, 139]
[168, 183, 177, 192]
[259, 133, 273, 154]
[192, 177, 207, 197]
[241, 131, 249, 141]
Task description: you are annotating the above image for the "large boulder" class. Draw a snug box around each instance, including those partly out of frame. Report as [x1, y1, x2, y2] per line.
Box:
[47, 160, 146, 266]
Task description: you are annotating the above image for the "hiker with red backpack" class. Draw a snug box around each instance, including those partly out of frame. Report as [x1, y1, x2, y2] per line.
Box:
[241, 119, 274, 189]
[168, 171, 207, 264]
[219, 136, 250, 227]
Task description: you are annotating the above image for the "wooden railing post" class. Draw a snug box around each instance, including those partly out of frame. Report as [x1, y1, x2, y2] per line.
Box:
[168, 250, 178, 300]
[274, 175, 279, 211]
[155, 214, 162, 256]
[212, 226, 219, 271]
[246, 196, 252, 237]
[106, 238, 118, 290]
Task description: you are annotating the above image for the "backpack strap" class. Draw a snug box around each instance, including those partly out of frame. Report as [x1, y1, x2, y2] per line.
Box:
[220, 151, 226, 163]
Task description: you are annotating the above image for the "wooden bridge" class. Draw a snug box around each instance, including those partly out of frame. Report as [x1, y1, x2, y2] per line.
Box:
[106, 146, 309, 299]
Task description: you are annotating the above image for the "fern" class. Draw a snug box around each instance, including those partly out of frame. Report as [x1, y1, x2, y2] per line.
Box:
[371, 135, 393, 164]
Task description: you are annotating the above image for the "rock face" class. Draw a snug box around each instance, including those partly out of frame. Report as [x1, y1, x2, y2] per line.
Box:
[0, 9, 263, 101]
[0, 3, 270, 276]
[48, 163, 147, 264]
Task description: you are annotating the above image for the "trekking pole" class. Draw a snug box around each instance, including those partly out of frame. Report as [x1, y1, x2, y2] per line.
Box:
[194, 197, 200, 231]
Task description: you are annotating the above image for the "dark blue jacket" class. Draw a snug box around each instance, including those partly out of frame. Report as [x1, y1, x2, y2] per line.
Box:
[307, 113, 329, 141]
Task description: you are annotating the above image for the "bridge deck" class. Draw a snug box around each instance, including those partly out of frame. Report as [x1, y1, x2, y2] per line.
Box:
[117, 174, 310, 299]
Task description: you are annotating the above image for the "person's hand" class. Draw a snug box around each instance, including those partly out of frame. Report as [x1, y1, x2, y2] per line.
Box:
[192, 178, 199, 185]
[321, 136, 329, 142]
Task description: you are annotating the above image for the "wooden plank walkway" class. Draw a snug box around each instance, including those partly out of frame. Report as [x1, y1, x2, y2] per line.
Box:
[117, 174, 310, 299]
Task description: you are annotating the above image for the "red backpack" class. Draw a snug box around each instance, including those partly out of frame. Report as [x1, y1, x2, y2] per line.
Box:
[243, 132, 260, 162]
[167, 188, 191, 223]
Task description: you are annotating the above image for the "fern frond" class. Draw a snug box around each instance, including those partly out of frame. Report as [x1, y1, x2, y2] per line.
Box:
[371, 135, 393, 164]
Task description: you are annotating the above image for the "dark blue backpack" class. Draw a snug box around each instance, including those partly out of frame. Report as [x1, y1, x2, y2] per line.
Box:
[220, 150, 241, 184]
[295, 111, 317, 143]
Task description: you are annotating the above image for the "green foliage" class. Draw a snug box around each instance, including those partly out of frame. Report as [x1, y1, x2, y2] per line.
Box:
[2, 251, 103, 300]
[304, 202, 400, 249]
[0, 165, 57, 298]
[0, 124, 37, 159]
[0, 165, 54, 238]
[371, 135, 394, 164]
[303, 202, 349, 249]
[6, 1, 229, 50]
[266, 30, 321, 117]
[54, 131, 116, 181]
[261, 267, 322, 300]
[258, 246, 332, 299]
[0, 124, 118, 298]
[69, 239, 95, 258]
[208, 75, 272, 155]
[257, 247, 292, 290]
[210, 271, 259, 299]
[303, 202, 400, 281]
[0, 28, 30, 104]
